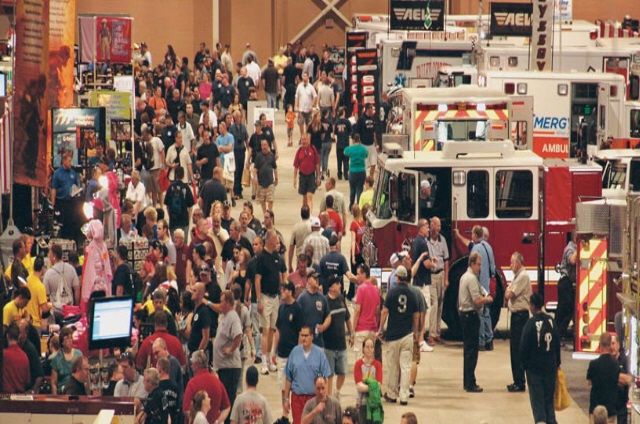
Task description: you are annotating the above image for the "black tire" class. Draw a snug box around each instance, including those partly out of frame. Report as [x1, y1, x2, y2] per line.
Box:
[442, 255, 469, 341]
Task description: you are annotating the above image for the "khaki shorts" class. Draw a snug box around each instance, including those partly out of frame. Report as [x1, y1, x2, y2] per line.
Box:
[147, 169, 161, 195]
[256, 184, 274, 204]
[277, 356, 288, 391]
[365, 145, 377, 168]
[260, 294, 279, 329]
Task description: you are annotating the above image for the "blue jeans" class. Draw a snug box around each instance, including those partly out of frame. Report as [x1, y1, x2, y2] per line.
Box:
[526, 370, 557, 424]
[479, 306, 493, 346]
[349, 171, 366, 208]
[321, 142, 332, 173]
[251, 303, 262, 359]
[266, 91, 277, 109]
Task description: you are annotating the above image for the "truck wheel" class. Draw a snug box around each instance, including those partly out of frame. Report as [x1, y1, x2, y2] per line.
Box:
[442, 255, 469, 341]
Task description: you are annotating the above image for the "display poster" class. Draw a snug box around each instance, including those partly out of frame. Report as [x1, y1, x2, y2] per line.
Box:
[355, 49, 380, 143]
[90, 90, 131, 142]
[50, 107, 106, 168]
[390, 0, 445, 31]
[13, 0, 50, 186]
[95, 17, 132, 63]
[49, 0, 75, 108]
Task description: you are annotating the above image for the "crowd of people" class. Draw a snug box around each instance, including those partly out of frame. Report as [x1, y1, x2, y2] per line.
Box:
[2, 39, 634, 424]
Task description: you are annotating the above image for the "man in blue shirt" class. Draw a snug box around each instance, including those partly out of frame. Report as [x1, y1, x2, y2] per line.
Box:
[283, 325, 332, 424]
[470, 225, 497, 351]
[51, 152, 81, 241]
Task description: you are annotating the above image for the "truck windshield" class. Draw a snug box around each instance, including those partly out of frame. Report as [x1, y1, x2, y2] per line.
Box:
[600, 159, 627, 190]
[437, 120, 489, 142]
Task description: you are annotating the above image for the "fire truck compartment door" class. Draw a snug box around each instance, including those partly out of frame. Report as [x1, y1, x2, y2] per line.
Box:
[509, 96, 534, 150]
[597, 84, 610, 149]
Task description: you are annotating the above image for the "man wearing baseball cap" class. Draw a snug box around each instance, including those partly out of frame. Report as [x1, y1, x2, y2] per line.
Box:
[297, 268, 331, 348]
[378, 265, 420, 405]
[303, 217, 330, 265]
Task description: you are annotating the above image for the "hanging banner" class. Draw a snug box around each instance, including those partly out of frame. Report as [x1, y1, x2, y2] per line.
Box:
[355, 49, 380, 143]
[490, 3, 533, 37]
[80, 16, 133, 63]
[49, 0, 75, 109]
[555, 0, 572, 21]
[390, 0, 445, 32]
[345, 31, 367, 118]
[530, 0, 553, 72]
[13, 0, 50, 186]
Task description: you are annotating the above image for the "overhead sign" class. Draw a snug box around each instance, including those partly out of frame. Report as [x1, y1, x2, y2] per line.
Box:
[345, 31, 367, 118]
[390, 1, 445, 32]
[529, 0, 553, 72]
[490, 3, 533, 37]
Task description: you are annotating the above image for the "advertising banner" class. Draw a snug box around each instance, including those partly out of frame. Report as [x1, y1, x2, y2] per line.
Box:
[49, 0, 75, 109]
[490, 3, 533, 37]
[345, 31, 367, 118]
[390, 0, 445, 32]
[355, 49, 380, 142]
[49, 107, 106, 168]
[13, 0, 50, 186]
[81, 16, 133, 63]
[530, 0, 554, 72]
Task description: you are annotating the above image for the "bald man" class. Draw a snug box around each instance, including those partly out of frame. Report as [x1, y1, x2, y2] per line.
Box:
[187, 283, 212, 366]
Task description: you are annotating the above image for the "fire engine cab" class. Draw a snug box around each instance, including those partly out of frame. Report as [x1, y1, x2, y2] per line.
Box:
[363, 141, 602, 338]
[386, 85, 533, 152]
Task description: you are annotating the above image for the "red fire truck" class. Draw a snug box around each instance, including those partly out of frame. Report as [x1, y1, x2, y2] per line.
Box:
[363, 141, 602, 338]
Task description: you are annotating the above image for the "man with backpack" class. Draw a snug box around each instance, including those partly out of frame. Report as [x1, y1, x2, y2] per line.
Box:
[470, 225, 496, 351]
[520, 292, 561, 424]
[143, 126, 165, 207]
[163, 166, 195, 237]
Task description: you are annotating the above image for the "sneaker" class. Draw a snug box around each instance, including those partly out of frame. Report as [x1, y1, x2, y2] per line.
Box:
[251, 195, 256, 200]
[507, 383, 526, 392]
[254, 356, 262, 364]
[400, 400, 408, 406]
[383, 393, 397, 403]
[269, 362, 277, 372]
[260, 365, 269, 375]
[420, 341, 434, 352]
[409, 387, 415, 398]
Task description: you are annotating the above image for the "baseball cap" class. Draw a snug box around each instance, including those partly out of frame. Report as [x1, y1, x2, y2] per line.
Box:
[396, 265, 409, 280]
[311, 217, 321, 228]
[307, 268, 319, 279]
[390, 253, 400, 265]
[329, 233, 340, 247]
[254, 120, 261, 127]
[420, 180, 431, 189]
[281, 281, 296, 293]
[199, 263, 211, 274]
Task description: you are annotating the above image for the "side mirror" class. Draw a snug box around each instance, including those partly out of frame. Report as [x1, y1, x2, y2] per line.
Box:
[389, 174, 398, 210]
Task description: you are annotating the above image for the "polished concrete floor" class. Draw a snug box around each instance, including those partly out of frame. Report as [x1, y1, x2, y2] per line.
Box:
[223, 108, 590, 423]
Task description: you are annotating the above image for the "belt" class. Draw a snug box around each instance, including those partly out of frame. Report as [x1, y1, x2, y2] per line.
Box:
[432, 269, 444, 275]
[511, 310, 529, 315]
[263, 293, 278, 298]
[459, 310, 477, 316]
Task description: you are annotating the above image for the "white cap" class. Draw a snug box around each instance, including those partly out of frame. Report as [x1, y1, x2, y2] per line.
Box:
[311, 217, 321, 228]
[420, 180, 431, 189]
[390, 253, 400, 265]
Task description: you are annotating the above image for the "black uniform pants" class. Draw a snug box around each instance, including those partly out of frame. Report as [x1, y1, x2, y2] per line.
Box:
[556, 275, 575, 338]
[510, 310, 529, 386]
[233, 149, 246, 196]
[460, 310, 479, 390]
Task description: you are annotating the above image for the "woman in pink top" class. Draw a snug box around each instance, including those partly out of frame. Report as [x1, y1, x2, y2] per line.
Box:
[199, 72, 213, 102]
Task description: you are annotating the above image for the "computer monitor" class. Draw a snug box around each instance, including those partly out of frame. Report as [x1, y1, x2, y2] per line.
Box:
[88, 296, 134, 350]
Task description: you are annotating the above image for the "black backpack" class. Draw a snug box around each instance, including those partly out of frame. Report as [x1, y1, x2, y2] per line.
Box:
[142, 140, 155, 170]
[168, 183, 185, 218]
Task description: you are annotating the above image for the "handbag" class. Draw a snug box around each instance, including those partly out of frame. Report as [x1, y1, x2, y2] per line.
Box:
[242, 167, 251, 187]
[159, 168, 170, 192]
[554, 368, 570, 411]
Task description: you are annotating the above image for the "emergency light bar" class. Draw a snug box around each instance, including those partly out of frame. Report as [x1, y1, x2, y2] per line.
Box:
[417, 102, 508, 111]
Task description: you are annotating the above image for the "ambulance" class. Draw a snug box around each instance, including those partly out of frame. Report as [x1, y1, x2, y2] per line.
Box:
[363, 141, 602, 338]
[385, 85, 532, 152]
[479, 71, 640, 158]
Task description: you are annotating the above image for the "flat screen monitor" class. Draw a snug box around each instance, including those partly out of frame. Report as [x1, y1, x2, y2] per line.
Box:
[88, 296, 134, 350]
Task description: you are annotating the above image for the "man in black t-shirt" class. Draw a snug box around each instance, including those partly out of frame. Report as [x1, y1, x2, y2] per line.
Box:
[273, 280, 303, 411]
[378, 265, 419, 405]
[245, 236, 264, 365]
[141, 368, 169, 424]
[163, 166, 195, 235]
[112, 245, 134, 296]
[198, 167, 227, 217]
[256, 230, 286, 374]
[355, 103, 378, 178]
[199, 264, 221, 340]
[221, 221, 254, 270]
[587, 333, 621, 421]
[324, 276, 354, 396]
[187, 283, 212, 373]
[195, 128, 220, 181]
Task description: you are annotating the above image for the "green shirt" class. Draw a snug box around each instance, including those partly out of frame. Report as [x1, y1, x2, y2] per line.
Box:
[344, 144, 369, 173]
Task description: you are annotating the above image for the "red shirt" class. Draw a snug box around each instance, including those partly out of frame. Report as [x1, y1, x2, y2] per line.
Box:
[187, 234, 217, 263]
[3, 344, 30, 393]
[350, 219, 365, 255]
[355, 281, 380, 332]
[136, 329, 187, 370]
[353, 358, 383, 385]
[183, 369, 230, 423]
[327, 210, 343, 234]
[293, 145, 319, 175]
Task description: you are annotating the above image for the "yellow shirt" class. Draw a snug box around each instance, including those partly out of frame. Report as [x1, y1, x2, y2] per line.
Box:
[141, 299, 171, 315]
[4, 254, 35, 280]
[3, 300, 24, 327]
[273, 54, 288, 75]
[359, 189, 374, 210]
[26, 274, 48, 329]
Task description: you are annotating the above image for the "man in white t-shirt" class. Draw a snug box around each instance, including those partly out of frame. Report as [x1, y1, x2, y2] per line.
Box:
[144, 126, 165, 207]
[125, 170, 146, 224]
[177, 111, 196, 155]
[43, 244, 80, 314]
[295, 72, 317, 137]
